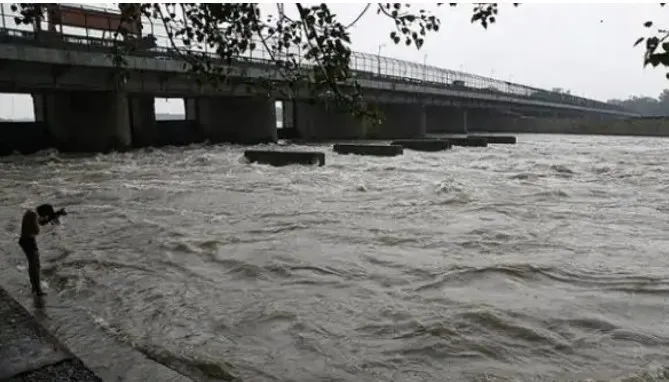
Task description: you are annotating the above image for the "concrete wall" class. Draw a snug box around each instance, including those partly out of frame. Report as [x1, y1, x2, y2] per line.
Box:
[426, 106, 468, 134]
[293, 101, 365, 140]
[0, 122, 50, 155]
[0, 119, 204, 155]
[151, 120, 204, 146]
[292, 100, 427, 140]
[470, 116, 669, 136]
[369, 103, 427, 139]
[0, 93, 204, 156]
[192, 96, 277, 144]
[129, 96, 157, 148]
[34, 91, 133, 152]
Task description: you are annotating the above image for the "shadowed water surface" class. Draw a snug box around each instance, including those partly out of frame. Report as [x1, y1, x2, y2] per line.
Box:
[1, 134, 669, 381]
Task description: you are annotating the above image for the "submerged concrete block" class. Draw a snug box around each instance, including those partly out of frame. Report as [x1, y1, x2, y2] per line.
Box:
[390, 139, 452, 152]
[447, 137, 488, 147]
[333, 144, 403, 157]
[244, 150, 325, 167]
[469, 135, 516, 144]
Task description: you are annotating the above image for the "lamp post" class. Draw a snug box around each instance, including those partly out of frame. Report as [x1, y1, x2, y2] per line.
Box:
[423, 53, 427, 82]
[0, 3, 5, 30]
[377, 43, 386, 76]
[423, 53, 427, 81]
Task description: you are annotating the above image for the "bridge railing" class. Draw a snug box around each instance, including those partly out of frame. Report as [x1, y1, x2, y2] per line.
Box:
[0, 4, 629, 113]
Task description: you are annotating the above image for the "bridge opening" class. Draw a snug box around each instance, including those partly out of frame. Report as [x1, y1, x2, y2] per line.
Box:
[0, 93, 36, 121]
[0, 93, 49, 155]
[276, 101, 283, 129]
[155, 98, 185, 120]
[276, 100, 299, 139]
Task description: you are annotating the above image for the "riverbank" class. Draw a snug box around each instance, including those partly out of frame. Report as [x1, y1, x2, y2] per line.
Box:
[0, 254, 195, 382]
[0, 287, 100, 381]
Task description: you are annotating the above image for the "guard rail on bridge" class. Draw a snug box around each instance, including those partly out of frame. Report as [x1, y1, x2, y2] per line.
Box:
[0, 3, 633, 116]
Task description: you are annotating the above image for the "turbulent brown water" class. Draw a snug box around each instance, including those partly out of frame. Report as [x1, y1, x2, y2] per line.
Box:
[2, 134, 669, 382]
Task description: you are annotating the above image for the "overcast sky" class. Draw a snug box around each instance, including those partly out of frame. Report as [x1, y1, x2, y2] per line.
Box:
[0, 3, 666, 119]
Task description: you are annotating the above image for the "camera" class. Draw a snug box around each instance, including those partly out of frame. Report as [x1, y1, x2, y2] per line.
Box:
[51, 208, 68, 225]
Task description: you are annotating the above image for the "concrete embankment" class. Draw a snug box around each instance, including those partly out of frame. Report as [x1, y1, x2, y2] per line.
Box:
[0, 120, 203, 156]
[0, 255, 193, 382]
[0, 287, 101, 381]
[474, 116, 669, 137]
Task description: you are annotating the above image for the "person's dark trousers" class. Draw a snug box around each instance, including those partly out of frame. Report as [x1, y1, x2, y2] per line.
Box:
[18, 236, 42, 294]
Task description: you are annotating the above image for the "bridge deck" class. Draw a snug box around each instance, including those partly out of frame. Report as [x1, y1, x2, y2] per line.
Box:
[0, 26, 638, 117]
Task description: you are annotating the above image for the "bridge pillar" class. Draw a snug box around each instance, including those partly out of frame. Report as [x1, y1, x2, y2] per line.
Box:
[129, 96, 156, 148]
[32, 94, 46, 122]
[370, 103, 427, 139]
[293, 100, 365, 140]
[293, 101, 427, 140]
[185, 98, 198, 121]
[425, 106, 468, 134]
[466, 110, 521, 133]
[281, 100, 294, 128]
[34, 91, 132, 152]
[190, 96, 277, 144]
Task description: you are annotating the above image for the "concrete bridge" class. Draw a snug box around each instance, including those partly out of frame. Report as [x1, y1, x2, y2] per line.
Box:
[0, 4, 638, 154]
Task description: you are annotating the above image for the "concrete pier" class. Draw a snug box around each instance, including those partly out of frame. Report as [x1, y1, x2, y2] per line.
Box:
[129, 96, 157, 148]
[333, 144, 404, 157]
[33, 92, 132, 152]
[293, 101, 365, 140]
[426, 106, 468, 134]
[191, 96, 277, 144]
[292, 101, 428, 140]
[245, 150, 325, 166]
[469, 135, 517, 144]
[0, 122, 50, 155]
[368, 103, 427, 139]
[448, 137, 488, 147]
[391, 139, 452, 152]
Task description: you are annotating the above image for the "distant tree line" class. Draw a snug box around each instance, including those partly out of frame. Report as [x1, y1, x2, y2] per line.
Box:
[607, 89, 669, 116]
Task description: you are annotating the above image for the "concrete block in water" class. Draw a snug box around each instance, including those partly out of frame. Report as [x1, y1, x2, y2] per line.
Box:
[244, 150, 325, 167]
[390, 139, 452, 152]
[469, 135, 516, 144]
[447, 137, 488, 147]
[333, 144, 404, 157]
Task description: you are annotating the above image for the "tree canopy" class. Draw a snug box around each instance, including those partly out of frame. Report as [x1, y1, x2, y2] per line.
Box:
[636, 4, 669, 79]
[607, 89, 669, 116]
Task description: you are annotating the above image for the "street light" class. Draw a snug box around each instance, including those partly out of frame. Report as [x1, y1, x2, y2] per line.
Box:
[423, 54, 428, 81]
[0, 4, 5, 29]
[377, 43, 386, 76]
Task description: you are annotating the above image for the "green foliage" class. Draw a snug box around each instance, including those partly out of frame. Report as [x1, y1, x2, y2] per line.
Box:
[607, 89, 669, 116]
[9, 3, 512, 123]
[635, 4, 669, 78]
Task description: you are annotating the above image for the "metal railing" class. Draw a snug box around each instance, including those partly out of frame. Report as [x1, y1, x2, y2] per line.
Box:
[0, 4, 630, 113]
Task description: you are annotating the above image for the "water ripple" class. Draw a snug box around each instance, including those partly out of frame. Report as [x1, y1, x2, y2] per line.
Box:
[2, 135, 669, 381]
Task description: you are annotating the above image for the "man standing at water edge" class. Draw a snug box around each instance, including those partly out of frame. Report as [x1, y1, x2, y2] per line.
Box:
[18, 204, 66, 296]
